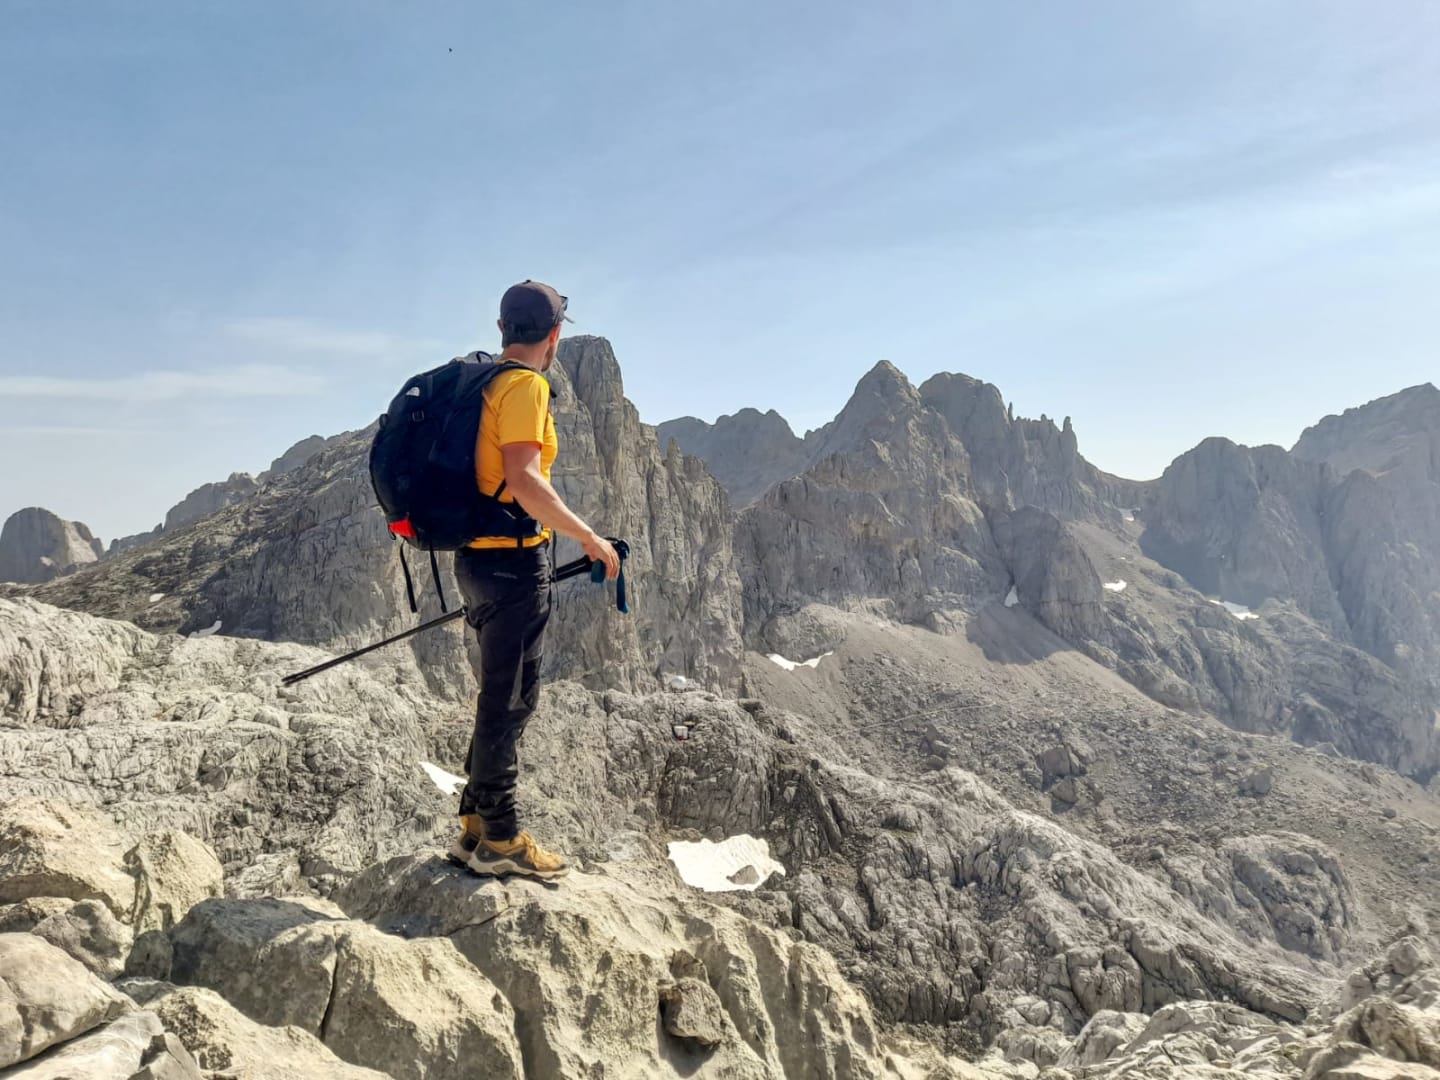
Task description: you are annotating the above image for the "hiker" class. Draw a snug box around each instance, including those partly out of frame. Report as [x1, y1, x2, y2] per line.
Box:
[449, 281, 620, 880]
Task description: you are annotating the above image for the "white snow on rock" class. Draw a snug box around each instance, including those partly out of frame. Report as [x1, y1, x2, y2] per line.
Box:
[667, 835, 786, 893]
[1004, 586, 1020, 608]
[148, 593, 165, 603]
[188, 619, 222, 638]
[1122, 510, 1136, 522]
[1103, 580, 1128, 593]
[421, 761, 466, 796]
[666, 674, 692, 691]
[766, 651, 832, 672]
[1211, 599, 1260, 621]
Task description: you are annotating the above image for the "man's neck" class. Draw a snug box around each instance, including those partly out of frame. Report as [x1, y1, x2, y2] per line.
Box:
[499, 346, 545, 371]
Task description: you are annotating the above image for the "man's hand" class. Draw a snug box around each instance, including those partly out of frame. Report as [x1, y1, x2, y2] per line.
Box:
[583, 531, 621, 581]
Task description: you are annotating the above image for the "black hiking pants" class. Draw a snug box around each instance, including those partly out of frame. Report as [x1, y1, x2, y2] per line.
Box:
[454, 542, 553, 841]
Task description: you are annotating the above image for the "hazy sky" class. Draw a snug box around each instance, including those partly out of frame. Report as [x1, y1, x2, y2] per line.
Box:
[3, 1, 1438, 541]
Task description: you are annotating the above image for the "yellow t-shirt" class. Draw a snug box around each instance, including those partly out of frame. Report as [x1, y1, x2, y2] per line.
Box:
[469, 367, 558, 549]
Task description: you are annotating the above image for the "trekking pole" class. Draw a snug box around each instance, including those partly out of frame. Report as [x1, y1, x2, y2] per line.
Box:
[280, 538, 630, 687]
[281, 608, 468, 686]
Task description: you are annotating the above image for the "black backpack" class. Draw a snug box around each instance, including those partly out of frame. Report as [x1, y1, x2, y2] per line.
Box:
[369, 352, 546, 611]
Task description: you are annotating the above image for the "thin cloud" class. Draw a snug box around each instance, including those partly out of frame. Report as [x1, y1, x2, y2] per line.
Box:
[0, 365, 326, 402]
[224, 316, 439, 356]
[0, 425, 153, 437]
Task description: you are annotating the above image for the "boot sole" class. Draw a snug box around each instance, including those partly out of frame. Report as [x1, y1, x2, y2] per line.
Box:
[465, 856, 570, 880]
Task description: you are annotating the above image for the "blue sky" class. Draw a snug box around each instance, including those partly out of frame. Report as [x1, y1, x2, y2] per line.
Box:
[2, 1, 1438, 541]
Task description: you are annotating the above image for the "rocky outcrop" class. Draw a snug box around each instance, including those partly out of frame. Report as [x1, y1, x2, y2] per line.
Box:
[1293, 383, 1440, 479]
[0, 598, 453, 883]
[261, 434, 337, 479]
[737, 361, 1007, 637]
[162, 473, 259, 533]
[657, 408, 815, 507]
[991, 507, 1106, 643]
[1136, 420, 1440, 770]
[1142, 383, 1440, 683]
[1140, 439, 1342, 623]
[0, 507, 103, 584]
[920, 372, 1141, 519]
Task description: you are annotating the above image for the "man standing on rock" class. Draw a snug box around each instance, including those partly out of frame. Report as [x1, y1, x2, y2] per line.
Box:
[450, 281, 620, 880]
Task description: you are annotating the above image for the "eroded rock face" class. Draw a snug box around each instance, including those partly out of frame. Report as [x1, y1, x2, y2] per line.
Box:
[0, 507, 103, 584]
[0, 799, 223, 933]
[657, 408, 815, 507]
[1144, 397, 1440, 687]
[163, 473, 260, 533]
[166, 898, 525, 1080]
[148, 987, 390, 1079]
[0, 599, 452, 884]
[737, 361, 1007, 634]
[919, 372, 1141, 520]
[992, 507, 1106, 643]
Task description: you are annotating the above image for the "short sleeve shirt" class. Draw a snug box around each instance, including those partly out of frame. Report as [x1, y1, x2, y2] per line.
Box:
[469, 367, 557, 548]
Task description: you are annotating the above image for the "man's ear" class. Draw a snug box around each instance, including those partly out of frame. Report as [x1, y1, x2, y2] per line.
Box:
[549, 324, 562, 343]
[497, 319, 505, 334]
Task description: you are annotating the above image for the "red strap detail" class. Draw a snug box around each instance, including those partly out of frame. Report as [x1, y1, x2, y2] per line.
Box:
[388, 519, 417, 539]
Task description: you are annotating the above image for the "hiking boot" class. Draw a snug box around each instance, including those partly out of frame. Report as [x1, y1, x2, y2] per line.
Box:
[466, 830, 570, 880]
[447, 814, 486, 867]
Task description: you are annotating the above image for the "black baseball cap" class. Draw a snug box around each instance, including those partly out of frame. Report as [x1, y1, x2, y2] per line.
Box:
[499, 280, 572, 343]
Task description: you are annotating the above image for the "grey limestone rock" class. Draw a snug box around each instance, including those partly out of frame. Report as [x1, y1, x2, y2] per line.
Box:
[657, 407, 815, 508]
[0, 508, 103, 585]
[0, 933, 133, 1070]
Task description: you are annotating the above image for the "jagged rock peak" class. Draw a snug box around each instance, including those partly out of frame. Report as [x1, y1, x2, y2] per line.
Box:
[852, 358, 917, 401]
[920, 370, 1132, 519]
[558, 333, 625, 403]
[163, 473, 259, 533]
[1293, 382, 1440, 478]
[656, 408, 808, 507]
[662, 407, 799, 442]
[263, 434, 335, 479]
[0, 506, 104, 584]
[808, 360, 921, 457]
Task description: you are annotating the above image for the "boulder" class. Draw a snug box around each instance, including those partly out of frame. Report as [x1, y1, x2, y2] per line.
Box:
[0, 933, 132, 1069]
[0, 803, 221, 935]
[659, 978, 727, 1048]
[164, 897, 523, 1079]
[123, 831, 224, 935]
[31, 900, 133, 980]
[1333, 999, 1440, 1070]
[149, 987, 388, 1079]
[0, 1011, 201, 1080]
[0, 899, 73, 935]
[0, 802, 136, 918]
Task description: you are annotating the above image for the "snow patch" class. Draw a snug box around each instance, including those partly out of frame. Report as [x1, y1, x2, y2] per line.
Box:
[1203, 601, 1261, 624]
[420, 761, 466, 796]
[148, 593, 165, 603]
[667, 835, 786, 893]
[188, 620, 222, 639]
[1004, 586, 1020, 608]
[665, 674, 692, 691]
[1103, 580, 1128, 593]
[767, 651, 832, 672]
[1211, 599, 1260, 621]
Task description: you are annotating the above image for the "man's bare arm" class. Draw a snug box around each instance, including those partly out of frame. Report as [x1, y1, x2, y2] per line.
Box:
[501, 442, 620, 579]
